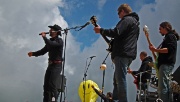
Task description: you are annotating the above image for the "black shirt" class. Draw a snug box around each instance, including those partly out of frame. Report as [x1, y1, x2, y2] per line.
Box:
[32, 36, 63, 61]
[158, 32, 177, 68]
[132, 56, 153, 83]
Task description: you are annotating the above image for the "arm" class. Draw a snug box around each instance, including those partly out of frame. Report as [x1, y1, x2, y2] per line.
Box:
[92, 86, 107, 100]
[100, 19, 128, 38]
[149, 45, 168, 53]
[43, 37, 63, 48]
[32, 46, 48, 57]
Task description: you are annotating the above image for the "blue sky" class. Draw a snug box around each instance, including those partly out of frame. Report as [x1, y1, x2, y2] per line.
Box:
[0, 0, 179, 102]
[59, 0, 156, 50]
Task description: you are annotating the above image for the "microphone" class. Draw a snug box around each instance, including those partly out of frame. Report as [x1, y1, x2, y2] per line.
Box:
[39, 31, 58, 35]
[89, 56, 96, 59]
[79, 22, 90, 30]
[39, 32, 49, 35]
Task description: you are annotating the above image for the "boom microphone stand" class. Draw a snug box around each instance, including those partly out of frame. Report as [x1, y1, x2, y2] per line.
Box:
[59, 23, 89, 102]
[100, 52, 110, 102]
[83, 56, 95, 102]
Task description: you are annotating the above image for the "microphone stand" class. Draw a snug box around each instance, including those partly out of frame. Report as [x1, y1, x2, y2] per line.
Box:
[59, 25, 83, 102]
[100, 52, 110, 102]
[83, 57, 94, 102]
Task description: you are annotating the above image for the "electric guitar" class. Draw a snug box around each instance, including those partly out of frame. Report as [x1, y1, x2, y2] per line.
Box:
[143, 25, 159, 78]
[127, 68, 138, 89]
[90, 16, 114, 53]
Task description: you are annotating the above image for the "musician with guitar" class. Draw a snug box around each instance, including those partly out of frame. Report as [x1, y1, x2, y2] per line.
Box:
[93, 4, 140, 102]
[149, 21, 179, 102]
[128, 51, 153, 101]
[128, 51, 153, 90]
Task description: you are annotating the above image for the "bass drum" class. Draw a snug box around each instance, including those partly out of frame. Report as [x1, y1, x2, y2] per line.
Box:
[150, 76, 158, 89]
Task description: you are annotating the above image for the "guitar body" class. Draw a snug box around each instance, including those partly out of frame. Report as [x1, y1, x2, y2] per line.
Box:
[143, 25, 159, 78]
[133, 76, 138, 89]
[90, 16, 113, 53]
[106, 39, 113, 52]
[127, 68, 138, 89]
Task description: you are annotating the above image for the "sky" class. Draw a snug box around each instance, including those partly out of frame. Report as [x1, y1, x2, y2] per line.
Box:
[0, 0, 180, 102]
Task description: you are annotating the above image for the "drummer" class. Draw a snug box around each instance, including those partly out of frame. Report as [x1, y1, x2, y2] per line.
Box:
[128, 51, 153, 90]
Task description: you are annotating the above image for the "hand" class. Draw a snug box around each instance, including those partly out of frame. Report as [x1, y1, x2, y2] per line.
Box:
[127, 68, 132, 74]
[149, 45, 156, 52]
[93, 26, 101, 34]
[40, 32, 46, 37]
[91, 85, 94, 88]
[28, 52, 33, 57]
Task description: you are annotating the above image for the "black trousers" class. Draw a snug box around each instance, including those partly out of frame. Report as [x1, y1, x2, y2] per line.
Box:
[43, 63, 62, 102]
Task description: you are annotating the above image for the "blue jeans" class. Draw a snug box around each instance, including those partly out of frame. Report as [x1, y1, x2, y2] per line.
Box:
[112, 56, 132, 102]
[158, 64, 173, 102]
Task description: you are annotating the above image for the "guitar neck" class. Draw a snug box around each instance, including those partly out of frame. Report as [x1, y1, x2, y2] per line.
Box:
[131, 73, 137, 79]
[146, 34, 157, 60]
[94, 22, 111, 44]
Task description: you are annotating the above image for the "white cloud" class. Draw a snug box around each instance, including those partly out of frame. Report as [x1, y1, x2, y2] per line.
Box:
[98, 0, 107, 10]
[0, 0, 179, 102]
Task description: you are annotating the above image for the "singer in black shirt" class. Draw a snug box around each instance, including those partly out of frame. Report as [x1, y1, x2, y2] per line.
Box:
[28, 24, 63, 102]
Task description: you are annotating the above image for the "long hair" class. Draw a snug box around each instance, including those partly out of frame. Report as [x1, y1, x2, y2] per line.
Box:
[160, 21, 179, 41]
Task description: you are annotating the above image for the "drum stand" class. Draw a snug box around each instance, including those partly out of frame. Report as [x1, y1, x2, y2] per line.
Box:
[137, 71, 151, 102]
[137, 72, 143, 102]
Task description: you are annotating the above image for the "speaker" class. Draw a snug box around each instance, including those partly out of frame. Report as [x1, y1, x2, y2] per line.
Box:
[56, 75, 66, 92]
[172, 66, 180, 84]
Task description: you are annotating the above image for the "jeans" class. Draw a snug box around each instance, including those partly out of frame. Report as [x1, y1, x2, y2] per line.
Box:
[43, 63, 62, 102]
[112, 56, 132, 102]
[158, 64, 173, 102]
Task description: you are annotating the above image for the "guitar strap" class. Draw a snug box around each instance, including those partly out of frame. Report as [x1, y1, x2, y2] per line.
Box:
[157, 38, 165, 49]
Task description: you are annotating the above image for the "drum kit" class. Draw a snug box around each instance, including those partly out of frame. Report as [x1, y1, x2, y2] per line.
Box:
[135, 66, 180, 102]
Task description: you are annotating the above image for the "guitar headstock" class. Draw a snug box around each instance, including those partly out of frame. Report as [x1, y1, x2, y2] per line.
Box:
[143, 25, 149, 37]
[90, 16, 98, 27]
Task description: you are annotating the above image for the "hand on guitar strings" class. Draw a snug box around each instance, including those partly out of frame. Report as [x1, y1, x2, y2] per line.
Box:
[149, 44, 157, 52]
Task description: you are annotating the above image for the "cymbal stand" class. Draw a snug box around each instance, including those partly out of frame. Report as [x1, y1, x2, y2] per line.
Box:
[138, 72, 143, 102]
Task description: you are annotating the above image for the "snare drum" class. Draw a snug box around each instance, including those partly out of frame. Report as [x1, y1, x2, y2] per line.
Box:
[150, 76, 158, 89]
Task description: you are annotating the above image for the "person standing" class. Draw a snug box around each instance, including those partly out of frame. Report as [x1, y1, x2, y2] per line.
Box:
[149, 21, 179, 102]
[28, 24, 63, 102]
[93, 4, 140, 102]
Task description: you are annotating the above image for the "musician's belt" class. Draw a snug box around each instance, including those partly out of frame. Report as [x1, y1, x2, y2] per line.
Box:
[48, 60, 62, 64]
